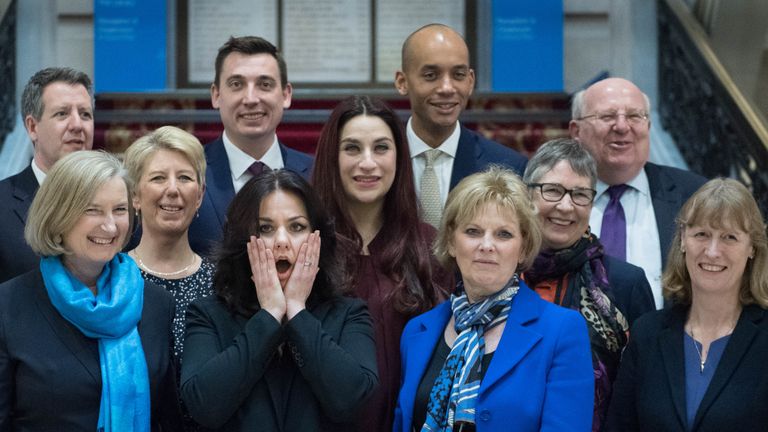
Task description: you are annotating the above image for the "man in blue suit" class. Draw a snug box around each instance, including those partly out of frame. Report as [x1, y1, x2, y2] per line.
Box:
[395, 24, 528, 227]
[569, 78, 706, 308]
[0, 67, 94, 283]
[187, 36, 313, 256]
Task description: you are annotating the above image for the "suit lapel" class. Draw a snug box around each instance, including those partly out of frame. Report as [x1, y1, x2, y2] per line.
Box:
[449, 127, 477, 190]
[11, 166, 38, 225]
[645, 163, 680, 267]
[205, 139, 236, 228]
[480, 286, 542, 393]
[279, 144, 311, 179]
[691, 307, 763, 430]
[31, 271, 101, 383]
[658, 308, 687, 429]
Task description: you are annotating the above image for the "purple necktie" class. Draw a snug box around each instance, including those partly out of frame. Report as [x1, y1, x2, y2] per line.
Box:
[248, 161, 267, 177]
[600, 184, 629, 260]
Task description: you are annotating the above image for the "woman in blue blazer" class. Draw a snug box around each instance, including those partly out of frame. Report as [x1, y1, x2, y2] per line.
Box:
[606, 178, 768, 431]
[394, 167, 594, 432]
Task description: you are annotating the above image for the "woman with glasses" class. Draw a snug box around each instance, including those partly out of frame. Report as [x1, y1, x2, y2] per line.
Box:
[522, 138, 655, 431]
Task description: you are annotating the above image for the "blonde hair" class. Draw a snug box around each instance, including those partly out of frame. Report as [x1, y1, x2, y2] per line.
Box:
[25, 151, 133, 256]
[663, 178, 768, 307]
[123, 126, 206, 188]
[433, 166, 542, 272]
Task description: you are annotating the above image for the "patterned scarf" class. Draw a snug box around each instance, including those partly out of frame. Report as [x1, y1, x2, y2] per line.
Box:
[524, 233, 628, 430]
[41, 253, 150, 432]
[421, 276, 519, 431]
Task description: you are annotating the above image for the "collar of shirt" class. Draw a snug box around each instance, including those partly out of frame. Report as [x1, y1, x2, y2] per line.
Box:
[594, 168, 650, 202]
[222, 131, 284, 186]
[406, 117, 461, 159]
[30, 159, 46, 186]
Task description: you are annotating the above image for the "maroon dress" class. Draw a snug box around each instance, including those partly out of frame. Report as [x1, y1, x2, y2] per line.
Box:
[353, 223, 452, 432]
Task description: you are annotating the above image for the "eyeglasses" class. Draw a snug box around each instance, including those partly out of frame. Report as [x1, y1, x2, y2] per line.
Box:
[528, 183, 597, 206]
[577, 110, 649, 125]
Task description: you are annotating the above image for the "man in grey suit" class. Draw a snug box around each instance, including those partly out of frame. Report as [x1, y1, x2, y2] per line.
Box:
[395, 24, 527, 227]
[570, 77, 706, 308]
[186, 36, 313, 256]
[0, 67, 94, 283]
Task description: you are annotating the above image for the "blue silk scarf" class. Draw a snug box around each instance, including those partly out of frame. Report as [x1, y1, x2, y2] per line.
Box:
[41, 253, 150, 432]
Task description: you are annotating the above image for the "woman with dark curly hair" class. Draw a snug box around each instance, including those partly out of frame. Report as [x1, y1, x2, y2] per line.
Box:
[180, 169, 378, 431]
[312, 95, 451, 431]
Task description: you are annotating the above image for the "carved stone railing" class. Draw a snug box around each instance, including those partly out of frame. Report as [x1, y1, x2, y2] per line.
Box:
[0, 0, 16, 146]
[658, 0, 768, 215]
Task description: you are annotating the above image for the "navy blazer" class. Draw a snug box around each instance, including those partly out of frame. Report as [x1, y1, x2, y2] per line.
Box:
[606, 305, 768, 432]
[644, 162, 706, 269]
[449, 126, 528, 189]
[186, 137, 314, 257]
[603, 255, 655, 325]
[394, 283, 594, 432]
[0, 166, 39, 284]
[0, 268, 182, 431]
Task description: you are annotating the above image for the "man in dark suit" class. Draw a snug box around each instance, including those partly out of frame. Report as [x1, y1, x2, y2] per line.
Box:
[395, 24, 527, 227]
[0, 67, 94, 283]
[569, 77, 706, 308]
[187, 36, 313, 256]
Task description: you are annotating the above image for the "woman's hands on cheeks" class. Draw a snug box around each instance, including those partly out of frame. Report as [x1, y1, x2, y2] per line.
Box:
[247, 236, 287, 322]
[246, 231, 321, 323]
[285, 231, 320, 320]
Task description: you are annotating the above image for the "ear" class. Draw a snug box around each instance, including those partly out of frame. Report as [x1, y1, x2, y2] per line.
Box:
[394, 71, 408, 96]
[25, 114, 39, 143]
[447, 239, 456, 258]
[568, 119, 581, 139]
[210, 83, 220, 109]
[131, 193, 141, 213]
[282, 83, 293, 109]
[467, 68, 476, 97]
[195, 183, 205, 210]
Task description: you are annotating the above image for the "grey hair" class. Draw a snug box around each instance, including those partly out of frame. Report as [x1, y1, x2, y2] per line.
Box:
[523, 138, 598, 188]
[21, 67, 93, 122]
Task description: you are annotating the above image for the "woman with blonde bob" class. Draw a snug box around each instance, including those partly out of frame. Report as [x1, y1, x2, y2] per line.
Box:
[607, 178, 768, 431]
[0, 151, 180, 430]
[395, 166, 594, 432]
[124, 125, 212, 363]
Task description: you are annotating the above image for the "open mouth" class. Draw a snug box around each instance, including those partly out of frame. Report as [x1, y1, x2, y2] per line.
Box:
[159, 204, 183, 212]
[89, 236, 114, 245]
[699, 263, 726, 272]
[275, 259, 292, 273]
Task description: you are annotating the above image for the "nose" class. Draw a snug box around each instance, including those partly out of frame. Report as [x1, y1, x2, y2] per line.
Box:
[358, 149, 376, 170]
[555, 193, 576, 210]
[243, 83, 260, 105]
[165, 177, 180, 196]
[101, 214, 117, 233]
[273, 227, 290, 250]
[437, 75, 456, 95]
[479, 233, 495, 252]
[612, 114, 631, 133]
[704, 238, 722, 258]
[68, 109, 84, 131]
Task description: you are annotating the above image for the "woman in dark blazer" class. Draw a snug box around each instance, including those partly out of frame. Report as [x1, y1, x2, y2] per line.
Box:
[180, 169, 378, 431]
[606, 178, 768, 431]
[0, 151, 181, 431]
[522, 138, 655, 430]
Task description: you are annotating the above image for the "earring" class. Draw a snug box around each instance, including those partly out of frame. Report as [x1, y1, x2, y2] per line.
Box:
[680, 247, 685, 254]
[196, 211, 200, 218]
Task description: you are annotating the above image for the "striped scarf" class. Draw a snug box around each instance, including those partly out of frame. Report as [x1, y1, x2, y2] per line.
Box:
[421, 276, 519, 431]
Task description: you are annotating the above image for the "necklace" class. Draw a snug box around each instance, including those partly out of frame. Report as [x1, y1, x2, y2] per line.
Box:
[689, 326, 706, 374]
[689, 320, 738, 374]
[133, 250, 197, 277]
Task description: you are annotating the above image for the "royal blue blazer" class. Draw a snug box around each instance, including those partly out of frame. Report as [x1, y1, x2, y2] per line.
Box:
[394, 282, 594, 432]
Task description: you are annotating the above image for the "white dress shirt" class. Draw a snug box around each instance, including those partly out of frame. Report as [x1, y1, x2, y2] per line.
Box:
[407, 118, 461, 208]
[30, 160, 46, 186]
[222, 132, 284, 193]
[589, 169, 664, 309]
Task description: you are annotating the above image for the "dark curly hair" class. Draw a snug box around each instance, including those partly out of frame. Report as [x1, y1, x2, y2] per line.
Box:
[214, 169, 341, 317]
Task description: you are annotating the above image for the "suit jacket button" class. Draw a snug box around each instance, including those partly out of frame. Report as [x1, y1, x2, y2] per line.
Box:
[479, 410, 491, 421]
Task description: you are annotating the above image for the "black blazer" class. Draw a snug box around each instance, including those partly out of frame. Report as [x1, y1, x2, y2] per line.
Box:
[0, 167, 39, 284]
[606, 305, 768, 431]
[181, 295, 378, 431]
[603, 255, 655, 325]
[186, 138, 314, 257]
[448, 126, 528, 189]
[644, 163, 707, 269]
[0, 268, 182, 430]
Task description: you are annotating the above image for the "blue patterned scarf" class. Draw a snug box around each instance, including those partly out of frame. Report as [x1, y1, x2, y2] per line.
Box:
[422, 276, 519, 431]
[41, 253, 150, 432]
